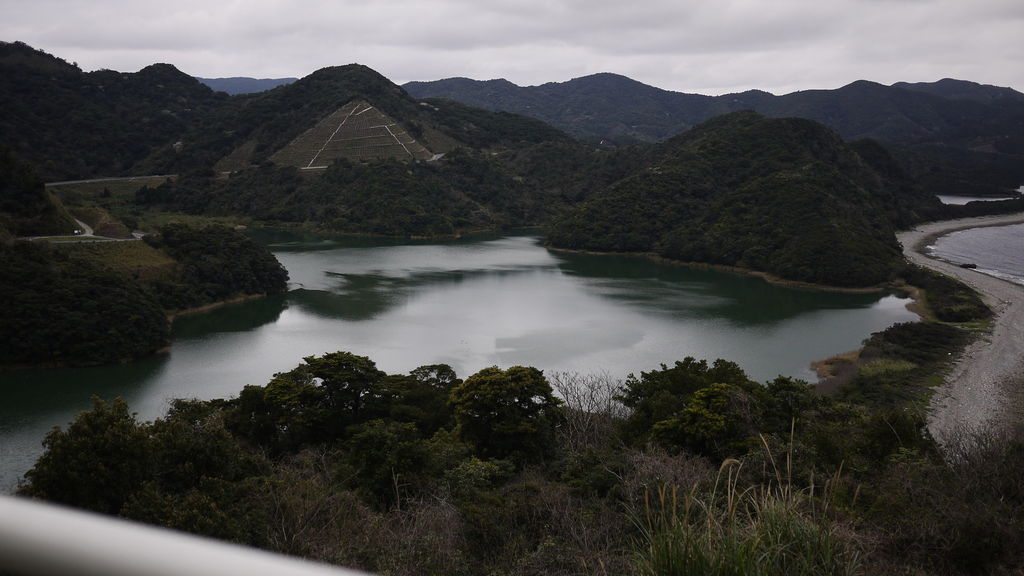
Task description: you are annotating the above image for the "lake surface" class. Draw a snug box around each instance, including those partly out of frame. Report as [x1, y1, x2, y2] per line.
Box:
[929, 223, 1024, 286]
[0, 232, 919, 492]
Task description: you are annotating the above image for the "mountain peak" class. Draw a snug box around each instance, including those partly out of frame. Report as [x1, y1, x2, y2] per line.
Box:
[0, 40, 79, 73]
[893, 78, 1024, 102]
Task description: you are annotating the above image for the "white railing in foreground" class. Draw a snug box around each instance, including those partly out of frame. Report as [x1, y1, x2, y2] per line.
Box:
[0, 495, 370, 576]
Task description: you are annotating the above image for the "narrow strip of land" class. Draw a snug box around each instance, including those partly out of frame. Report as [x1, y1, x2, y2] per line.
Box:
[897, 213, 1024, 451]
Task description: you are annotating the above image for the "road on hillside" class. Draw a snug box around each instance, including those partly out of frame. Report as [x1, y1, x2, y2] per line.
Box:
[897, 213, 1024, 453]
[43, 175, 175, 187]
[74, 218, 94, 237]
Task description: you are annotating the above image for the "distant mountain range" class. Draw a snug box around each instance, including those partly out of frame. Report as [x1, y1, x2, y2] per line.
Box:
[3, 40, 1023, 288]
[405, 74, 1024, 195]
[196, 77, 297, 95]
[405, 73, 1024, 144]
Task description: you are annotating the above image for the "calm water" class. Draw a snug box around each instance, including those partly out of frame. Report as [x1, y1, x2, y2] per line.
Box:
[0, 232, 919, 491]
[929, 223, 1024, 286]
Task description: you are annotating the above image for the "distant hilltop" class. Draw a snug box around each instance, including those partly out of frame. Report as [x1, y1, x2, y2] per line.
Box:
[196, 76, 298, 95]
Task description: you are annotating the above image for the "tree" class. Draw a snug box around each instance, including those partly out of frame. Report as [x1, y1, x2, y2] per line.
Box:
[449, 365, 564, 463]
[19, 397, 151, 515]
[617, 357, 768, 457]
[649, 382, 760, 458]
[617, 357, 758, 443]
[344, 419, 431, 507]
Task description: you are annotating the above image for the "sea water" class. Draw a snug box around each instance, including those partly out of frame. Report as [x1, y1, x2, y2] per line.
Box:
[930, 223, 1024, 286]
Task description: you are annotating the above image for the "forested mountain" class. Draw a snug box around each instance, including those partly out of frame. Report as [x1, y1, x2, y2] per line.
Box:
[405, 74, 1024, 196]
[892, 78, 1024, 103]
[196, 76, 298, 95]
[547, 111, 941, 287]
[1, 41, 1019, 281]
[0, 41, 227, 181]
[404, 73, 723, 144]
[140, 63, 573, 176]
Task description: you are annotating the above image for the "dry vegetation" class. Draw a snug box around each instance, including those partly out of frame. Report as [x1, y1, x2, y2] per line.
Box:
[269, 100, 433, 168]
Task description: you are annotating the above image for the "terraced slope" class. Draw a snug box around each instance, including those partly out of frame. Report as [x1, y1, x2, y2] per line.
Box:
[270, 99, 433, 168]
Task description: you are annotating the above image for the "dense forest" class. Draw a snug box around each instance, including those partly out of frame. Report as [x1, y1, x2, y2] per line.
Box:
[0, 240, 170, 366]
[0, 146, 77, 238]
[18, 281, 1020, 575]
[0, 147, 289, 366]
[406, 73, 1024, 198]
[546, 112, 937, 287]
[0, 219, 289, 367]
[0, 42, 227, 181]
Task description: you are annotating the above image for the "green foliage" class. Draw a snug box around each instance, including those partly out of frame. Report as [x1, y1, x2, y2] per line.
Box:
[617, 357, 770, 456]
[548, 112, 913, 287]
[408, 74, 1024, 195]
[21, 341, 1024, 575]
[650, 382, 761, 458]
[417, 97, 574, 150]
[343, 419, 432, 506]
[224, 353, 454, 452]
[840, 321, 969, 408]
[0, 220, 287, 367]
[902, 265, 992, 322]
[136, 149, 574, 236]
[635, 486, 861, 576]
[0, 241, 170, 366]
[449, 365, 565, 463]
[143, 222, 289, 309]
[20, 397, 152, 514]
[0, 146, 77, 236]
[0, 42, 227, 181]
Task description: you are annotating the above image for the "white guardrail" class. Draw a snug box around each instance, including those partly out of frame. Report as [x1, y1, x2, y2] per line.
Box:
[0, 495, 370, 576]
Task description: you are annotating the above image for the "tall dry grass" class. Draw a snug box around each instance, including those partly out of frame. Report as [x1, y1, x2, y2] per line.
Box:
[632, 434, 862, 576]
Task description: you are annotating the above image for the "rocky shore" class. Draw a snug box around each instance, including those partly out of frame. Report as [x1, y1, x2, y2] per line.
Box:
[897, 213, 1024, 452]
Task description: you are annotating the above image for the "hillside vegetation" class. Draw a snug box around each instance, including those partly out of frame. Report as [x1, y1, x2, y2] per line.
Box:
[0, 146, 290, 367]
[406, 74, 1024, 197]
[0, 146, 78, 237]
[0, 42, 226, 181]
[0, 222, 289, 368]
[20, 298, 1022, 576]
[547, 112, 939, 287]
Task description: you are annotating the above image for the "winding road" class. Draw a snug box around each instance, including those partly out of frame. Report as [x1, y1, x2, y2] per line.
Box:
[896, 213, 1024, 452]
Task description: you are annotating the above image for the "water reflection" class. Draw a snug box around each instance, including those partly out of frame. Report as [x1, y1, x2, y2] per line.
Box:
[0, 354, 171, 492]
[551, 250, 884, 326]
[171, 294, 288, 337]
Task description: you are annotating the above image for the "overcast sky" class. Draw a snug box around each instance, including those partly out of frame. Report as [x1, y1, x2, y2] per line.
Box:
[2, 0, 1021, 95]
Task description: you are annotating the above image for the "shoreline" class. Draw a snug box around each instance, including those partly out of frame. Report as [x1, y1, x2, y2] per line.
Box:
[896, 212, 1024, 450]
[545, 245, 888, 294]
[166, 293, 269, 322]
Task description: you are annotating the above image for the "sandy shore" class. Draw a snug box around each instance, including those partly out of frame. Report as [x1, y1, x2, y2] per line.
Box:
[896, 213, 1024, 451]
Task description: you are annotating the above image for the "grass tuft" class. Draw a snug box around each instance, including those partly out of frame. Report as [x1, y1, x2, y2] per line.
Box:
[632, 433, 862, 576]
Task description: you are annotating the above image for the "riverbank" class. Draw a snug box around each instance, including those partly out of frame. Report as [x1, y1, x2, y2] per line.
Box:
[166, 293, 269, 322]
[545, 246, 888, 294]
[897, 212, 1024, 451]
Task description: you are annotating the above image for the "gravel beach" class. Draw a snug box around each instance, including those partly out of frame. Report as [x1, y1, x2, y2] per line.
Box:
[896, 213, 1024, 451]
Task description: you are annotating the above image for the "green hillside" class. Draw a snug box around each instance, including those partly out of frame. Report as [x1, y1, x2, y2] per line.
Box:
[406, 74, 1024, 196]
[0, 41, 226, 181]
[143, 64, 571, 176]
[547, 112, 939, 287]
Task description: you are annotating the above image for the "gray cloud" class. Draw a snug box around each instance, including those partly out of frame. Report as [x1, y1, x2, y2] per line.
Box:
[1, 0, 1020, 95]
